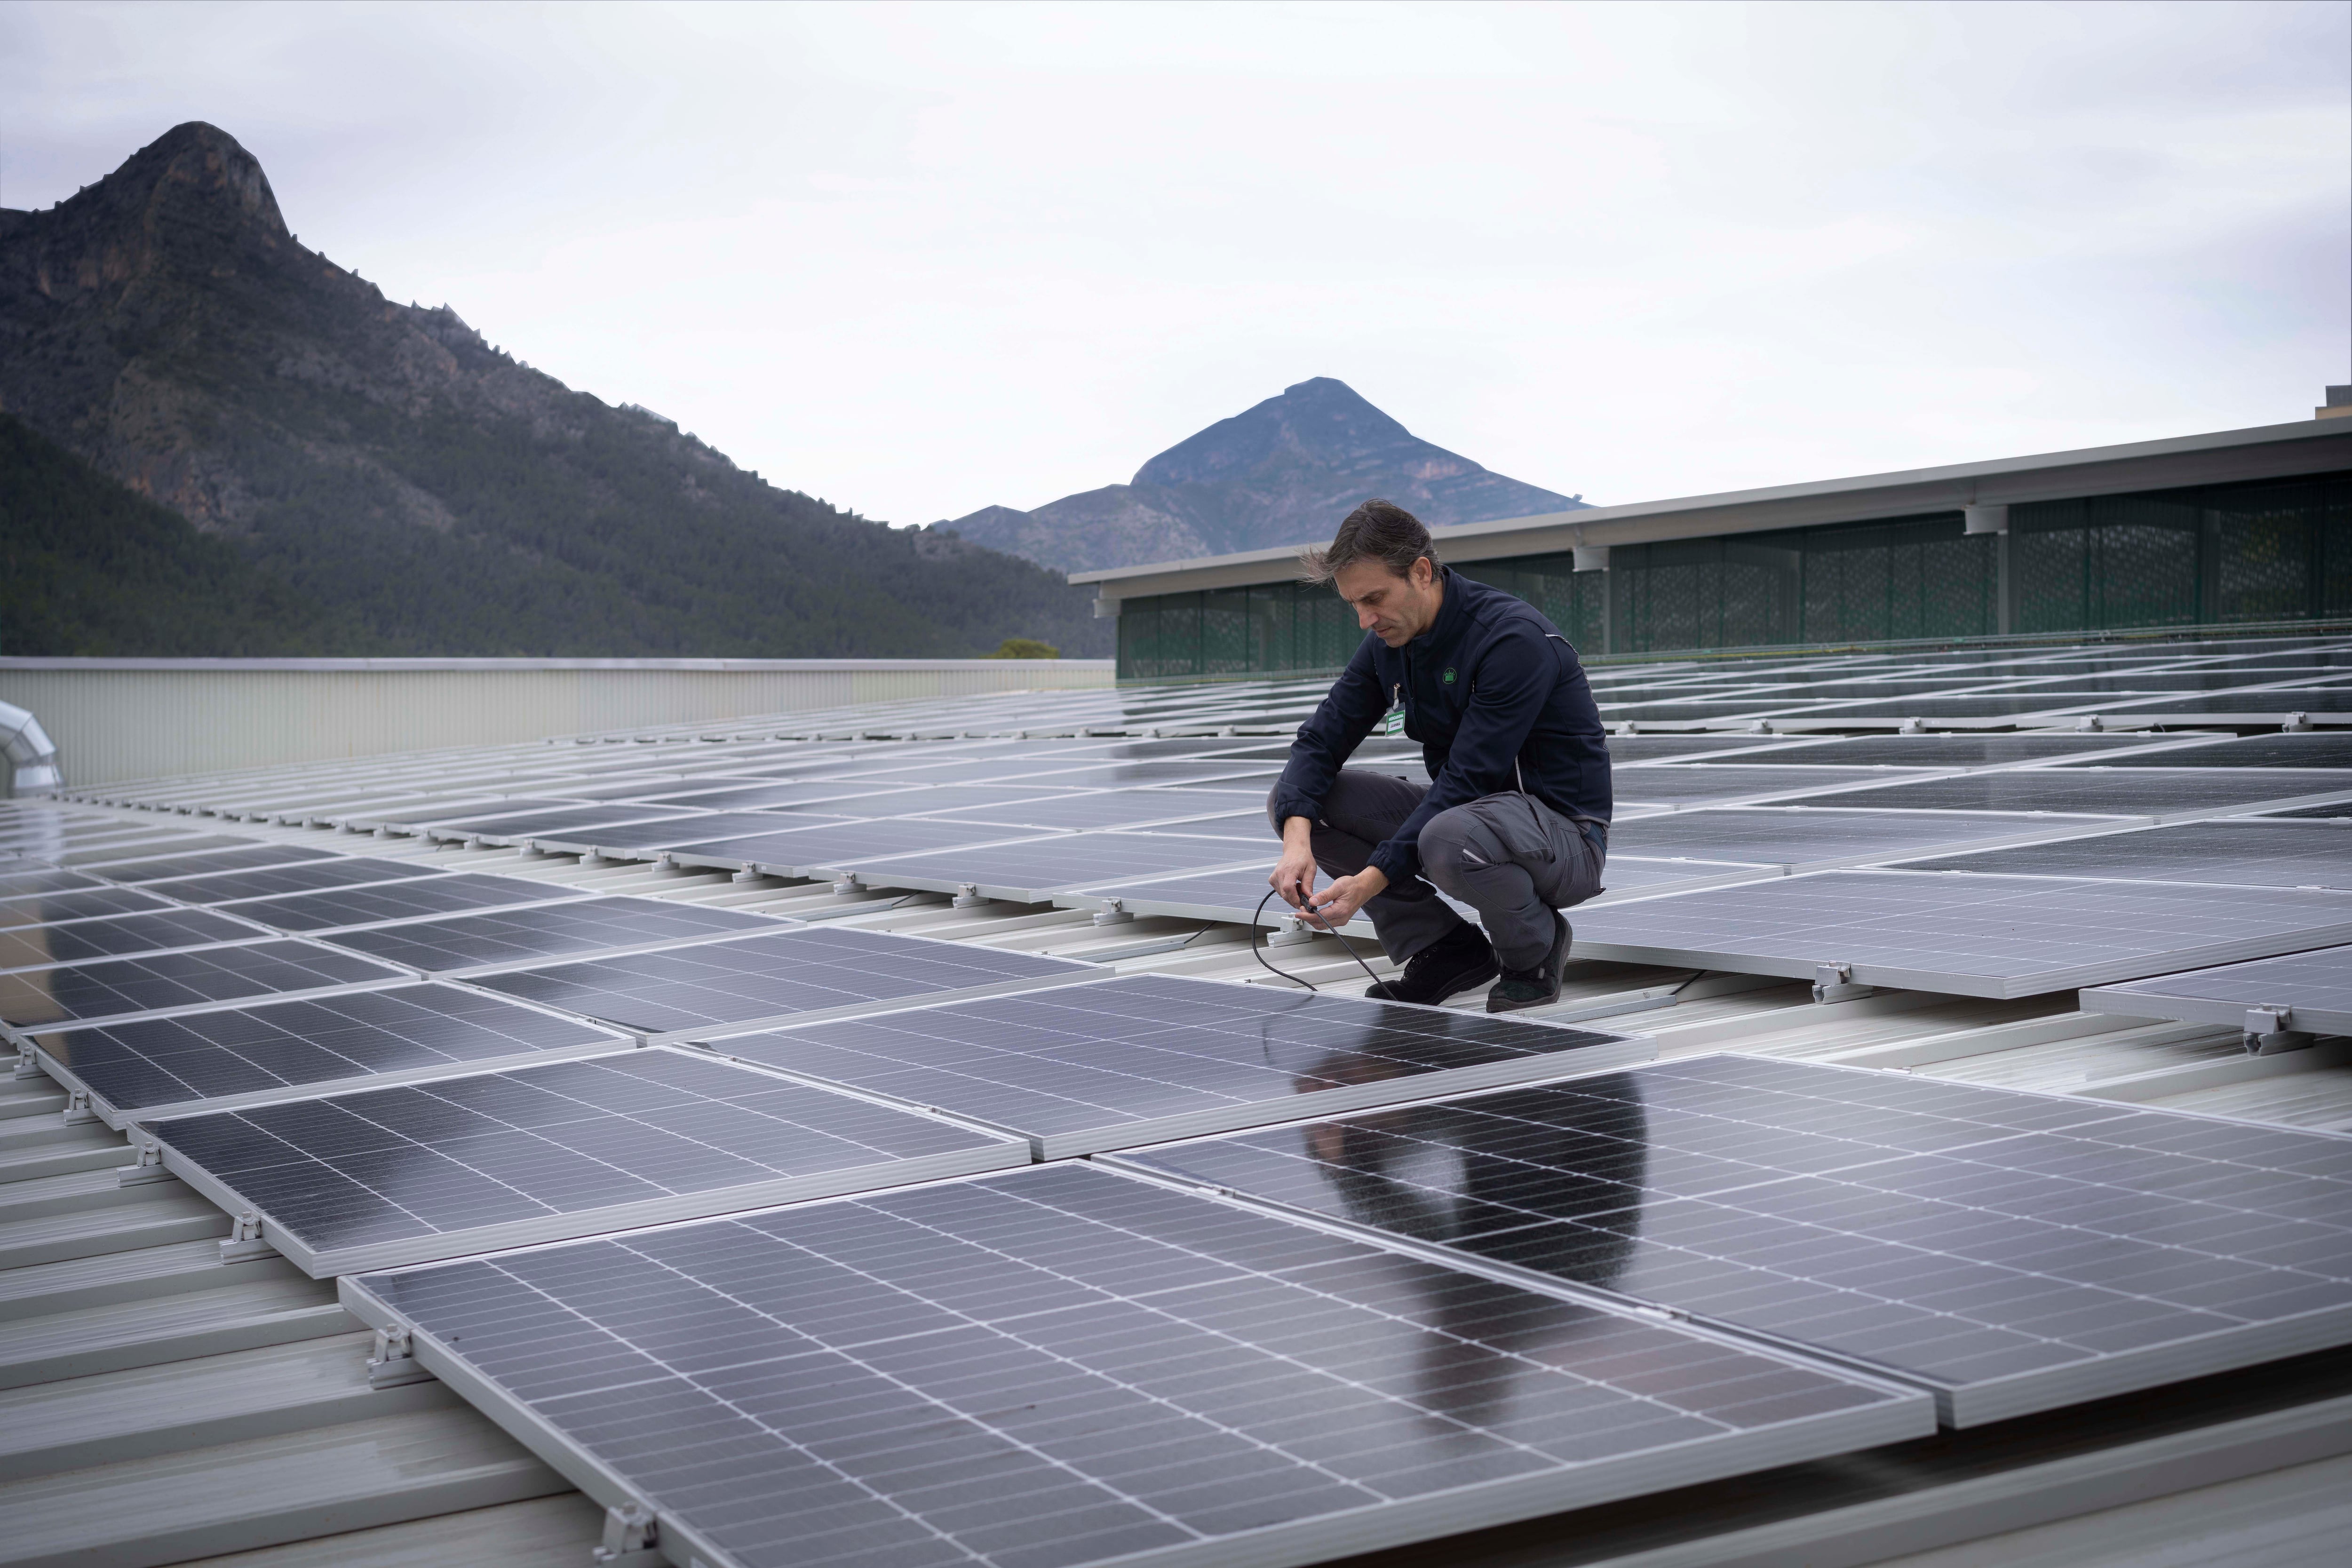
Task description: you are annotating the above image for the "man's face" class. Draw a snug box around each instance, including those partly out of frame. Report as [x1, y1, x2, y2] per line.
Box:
[1334, 557, 1442, 647]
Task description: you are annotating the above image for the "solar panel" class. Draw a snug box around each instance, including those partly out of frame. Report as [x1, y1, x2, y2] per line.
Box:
[0, 907, 270, 972]
[1897, 821, 2352, 891]
[148, 1047, 1028, 1275]
[345, 1162, 1927, 1568]
[1612, 767, 1904, 805]
[634, 780, 918, 811]
[710, 974, 1650, 1157]
[0, 869, 104, 901]
[1604, 809, 2070, 867]
[1710, 734, 2177, 766]
[846, 831, 1269, 902]
[913, 788, 1262, 831]
[2261, 801, 2352, 821]
[218, 873, 592, 934]
[471, 926, 1097, 1040]
[0, 939, 409, 1031]
[1570, 869, 2352, 997]
[1133, 811, 1270, 840]
[57, 835, 283, 870]
[2083, 947, 2352, 1036]
[667, 819, 1056, 876]
[1776, 770, 2352, 817]
[318, 896, 781, 975]
[1120, 1054, 2352, 1425]
[2063, 734, 2352, 770]
[547, 811, 867, 854]
[419, 806, 706, 844]
[0, 886, 174, 924]
[83, 843, 337, 880]
[2098, 691, 2352, 719]
[23, 982, 627, 1126]
[342, 797, 579, 828]
[1057, 864, 1372, 929]
[136, 856, 444, 905]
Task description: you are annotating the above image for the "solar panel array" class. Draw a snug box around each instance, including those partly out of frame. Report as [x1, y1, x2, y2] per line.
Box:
[148, 1047, 1028, 1274]
[9, 629, 2352, 1564]
[1121, 1054, 2352, 1425]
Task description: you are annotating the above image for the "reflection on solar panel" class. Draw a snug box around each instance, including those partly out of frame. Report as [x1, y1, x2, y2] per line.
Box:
[1715, 735, 2175, 766]
[0, 939, 408, 1030]
[2084, 947, 2352, 1036]
[1133, 812, 1270, 840]
[1613, 767, 1905, 804]
[553, 811, 865, 852]
[915, 788, 1262, 831]
[0, 886, 173, 924]
[635, 780, 915, 810]
[150, 1048, 1027, 1274]
[848, 832, 1269, 901]
[348, 1163, 1926, 1568]
[140, 856, 443, 904]
[83, 843, 335, 880]
[714, 974, 1649, 1156]
[1779, 770, 2352, 817]
[472, 926, 1097, 1038]
[421, 806, 703, 844]
[668, 818, 1054, 874]
[0, 907, 268, 971]
[1063, 863, 1368, 928]
[1571, 869, 2352, 997]
[1123, 1054, 2352, 1425]
[25, 982, 625, 1124]
[220, 873, 590, 933]
[319, 896, 779, 974]
[1899, 821, 2352, 890]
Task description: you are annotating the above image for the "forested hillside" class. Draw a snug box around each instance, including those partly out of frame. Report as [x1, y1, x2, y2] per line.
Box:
[0, 122, 1106, 657]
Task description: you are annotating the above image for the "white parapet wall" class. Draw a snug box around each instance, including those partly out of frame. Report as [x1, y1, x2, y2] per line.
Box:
[0, 658, 1115, 788]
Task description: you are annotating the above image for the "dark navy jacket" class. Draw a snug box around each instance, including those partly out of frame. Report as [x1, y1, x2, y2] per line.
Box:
[1272, 569, 1612, 884]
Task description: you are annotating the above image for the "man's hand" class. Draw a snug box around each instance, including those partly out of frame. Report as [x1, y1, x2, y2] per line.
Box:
[1307, 866, 1387, 928]
[1270, 817, 1319, 911]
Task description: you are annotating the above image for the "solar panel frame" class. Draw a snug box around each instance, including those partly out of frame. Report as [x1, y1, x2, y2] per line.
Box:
[0, 906, 278, 972]
[842, 831, 1274, 903]
[0, 885, 176, 924]
[146, 1046, 1032, 1276]
[1569, 868, 2352, 998]
[664, 819, 1062, 876]
[1113, 1054, 2352, 1426]
[703, 974, 1653, 1157]
[469, 925, 1101, 1042]
[83, 843, 340, 880]
[2082, 946, 2352, 1036]
[215, 874, 596, 935]
[133, 855, 447, 905]
[1893, 820, 2352, 891]
[22, 981, 632, 1130]
[337, 1162, 1930, 1568]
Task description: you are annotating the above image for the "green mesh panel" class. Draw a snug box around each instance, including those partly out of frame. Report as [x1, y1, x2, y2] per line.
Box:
[1200, 588, 1250, 674]
[2210, 483, 2316, 623]
[2326, 482, 2352, 617]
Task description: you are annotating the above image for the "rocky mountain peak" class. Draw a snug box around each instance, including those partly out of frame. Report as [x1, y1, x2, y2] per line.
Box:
[1134, 377, 1414, 487]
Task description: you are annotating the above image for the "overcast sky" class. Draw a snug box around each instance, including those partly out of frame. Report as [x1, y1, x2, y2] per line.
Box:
[4, 1, 2346, 530]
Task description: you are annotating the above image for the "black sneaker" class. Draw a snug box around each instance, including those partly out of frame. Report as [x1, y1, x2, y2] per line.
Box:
[1486, 912, 1570, 1013]
[1364, 926, 1498, 1006]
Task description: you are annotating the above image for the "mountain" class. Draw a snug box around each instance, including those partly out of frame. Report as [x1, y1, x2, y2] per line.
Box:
[0, 411, 350, 655]
[940, 377, 1586, 573]
[0, 122, 1106, 657]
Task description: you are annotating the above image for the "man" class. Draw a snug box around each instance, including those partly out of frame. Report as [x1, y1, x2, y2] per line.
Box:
[1267, 499, 1611, 1012]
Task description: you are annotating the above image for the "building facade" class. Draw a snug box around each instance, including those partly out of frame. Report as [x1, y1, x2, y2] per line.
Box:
[1080, 408, 2352, 679]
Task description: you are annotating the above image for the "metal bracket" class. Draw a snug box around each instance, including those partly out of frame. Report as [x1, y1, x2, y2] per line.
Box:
[367, 1325, 437, 1389]
[2244, 1006, 2316, 1056]
[2074, 715, 2105, 732]
[2283, 712, 2313, 732]
[220, 1211, 276, 1264]
[118, 1142, 175, 1186]
[829, 875, 860, 896]
[1090, 899, 1136, 927]
[61, 1089, 100, 1126]
[731, 867, 765, 883]
[12, 1051, 45, 1080]
[1813, 963, 1875, 1005]
[951, 883, 991, 909]
[1896, 717, 1926, 735]
[1746, 719, 1776, 735]
[592, 1501, 662, 1567]
[1268, 915, 1319, 948]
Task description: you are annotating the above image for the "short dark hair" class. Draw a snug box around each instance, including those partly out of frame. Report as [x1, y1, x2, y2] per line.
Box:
[1298, 499, 1437, 584]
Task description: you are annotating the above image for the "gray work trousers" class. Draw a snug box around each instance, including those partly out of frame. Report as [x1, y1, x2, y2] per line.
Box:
[1269, 769, 1606, 971]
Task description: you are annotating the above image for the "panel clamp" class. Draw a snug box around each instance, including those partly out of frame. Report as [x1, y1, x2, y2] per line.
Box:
[1812, 963, 1875, 1005]
[2244, 1005, 2315, 1056]
[830, 874, 861, 897]
[1269, 914, 1318, 948]
[592, 1500, 663, 1567]
[61, 1088, 100, 1127]
[951, 883, 992, 909]
[1091, 899, 1136, 927]
[11, 1050, 45, 1081]
[220, 1211, 276, 1264]
[119, 1140, 175, 1186]
[367, 1325, 437, 1389]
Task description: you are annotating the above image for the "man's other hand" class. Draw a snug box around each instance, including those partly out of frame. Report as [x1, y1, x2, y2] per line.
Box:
[1271, 817, 1319, 910]
[1307, 866, 1388, 928]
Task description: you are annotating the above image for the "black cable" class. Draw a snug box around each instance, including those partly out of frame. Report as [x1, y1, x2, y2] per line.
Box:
[1669, 969, 1710, 996]
[1253, 887, 1390, 993]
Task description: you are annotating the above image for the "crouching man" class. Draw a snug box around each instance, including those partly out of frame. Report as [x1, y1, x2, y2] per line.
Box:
[1267, 500, 1611, 1012]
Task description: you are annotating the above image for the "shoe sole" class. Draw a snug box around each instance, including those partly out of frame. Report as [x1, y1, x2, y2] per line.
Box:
[1367, 959, 1500, 1007]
